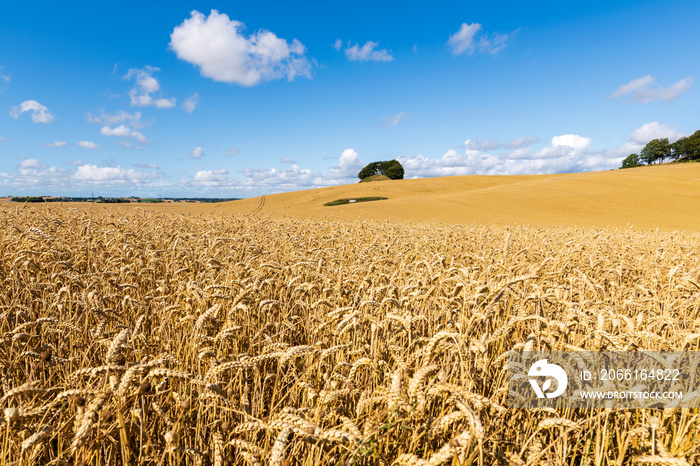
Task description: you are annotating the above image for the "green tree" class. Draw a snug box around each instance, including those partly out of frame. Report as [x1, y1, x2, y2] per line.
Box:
[672, 131, 700, 161]
[670, 137, 687, 160]
[358, 159, 404, 180]
[380, 160, 404, 180]
[639, 138, 671, 165]
[620, 153, 642, 169]
[357, 162, 381, 179]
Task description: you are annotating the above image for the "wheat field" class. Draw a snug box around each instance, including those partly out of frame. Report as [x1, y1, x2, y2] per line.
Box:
[1, 202, 700, 465]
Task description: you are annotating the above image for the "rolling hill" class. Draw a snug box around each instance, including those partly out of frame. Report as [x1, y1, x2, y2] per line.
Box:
[214, 164, 700, 230]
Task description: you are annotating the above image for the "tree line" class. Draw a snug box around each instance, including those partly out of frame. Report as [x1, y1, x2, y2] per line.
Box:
[621, 130, 700, 168]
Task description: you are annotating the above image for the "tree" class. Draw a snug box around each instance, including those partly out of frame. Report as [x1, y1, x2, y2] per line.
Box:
[620, 153, 642, 169]
[381, 160, 404, 179]
[357, 159, 405, 180]
[639, 138, 671, 165]
[357, 162, 381, 180]
[672, 131, 700, 161]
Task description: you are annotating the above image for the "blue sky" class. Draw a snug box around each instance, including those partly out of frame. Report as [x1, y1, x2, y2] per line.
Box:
[1, 0, 698, 197]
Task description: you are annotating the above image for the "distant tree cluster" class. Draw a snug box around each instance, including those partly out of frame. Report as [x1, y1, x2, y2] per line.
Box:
[357, 159, 405, 180]
[11, 197, 45, 203]
[620, 130, 700, 168]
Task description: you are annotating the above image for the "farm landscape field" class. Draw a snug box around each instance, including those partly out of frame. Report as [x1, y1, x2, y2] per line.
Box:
[3, 1, 700, 464]
[2, 166, 700, 465]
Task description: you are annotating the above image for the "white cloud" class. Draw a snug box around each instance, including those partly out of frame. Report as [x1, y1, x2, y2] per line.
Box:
[611, 75, 693, 103]
[552, 134, 591, 152]
[447, 23, 482, 55]
[180, 148, 363, 193]
[596, 122, 685, 159]
[9, 100, 56, 123]
[19, 159, 46, 169]
[183, 93, 199, 113]
[280, 157, 295, 164]
[189, 146, 204, 159]
[73, 164, 157, 183]
[237, 164, 318, 190]
[332, 39, 342, 51]
[225, 146, 240, 156]
[448, 23, 515, 55]
[628, 121, 684, 144]
[381, 112, 410, 127]
[86, 110, 145, 128]
[396, 132, 617, 178]
[135, 163, 160, 169]
[41, 141, 67, 148]
[124, 66, 177, 108]
[344, 41, 393, 62]
[77, 141, 101, 150]
[100, 125, 147, 143]
[169, 9, 311, 86]
[192, 169, 230, 186]
[1, 159, 161, 194]
[326, 148, 364, 181]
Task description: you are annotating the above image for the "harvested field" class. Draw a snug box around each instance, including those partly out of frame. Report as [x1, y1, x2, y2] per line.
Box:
[1, 203, 700, 465]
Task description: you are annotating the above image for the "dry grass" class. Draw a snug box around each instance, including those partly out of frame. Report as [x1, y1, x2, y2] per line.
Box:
[1, 203, 699, 465]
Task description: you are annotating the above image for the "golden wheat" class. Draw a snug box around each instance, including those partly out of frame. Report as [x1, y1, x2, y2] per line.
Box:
[0, 204, 698, 464]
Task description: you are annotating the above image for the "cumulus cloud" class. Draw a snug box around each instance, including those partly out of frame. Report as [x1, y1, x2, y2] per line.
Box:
[326, 148, 364, 181]
[448, 23, 515, 55]
[41, 141, 67, 148]
[628, 121, 684, 144]
[344, 41, 393, 62]
[332, 39, 342, 51]
[596, 121, 685, 159]
[124, 66, 177, 108]
[1, 158, 161, 195]
[191, 169, 230, 186]
[381, 112, 410, 127]
[183, 93, 199, 113]
[77, 141, 101, 150]
[73, 164, 157, 184]
[100, 125, 147, 143]
[611, 75, 693, 103]
[237, 164, 318, 190]
[9, 100, 56, 123]
[280, 157, 295, 164]
[19, 159, 46, 169]
[169, 9, 311, 86]
[189, 146, 204, 159]
[396, 132, 613, 179]
[180, 148, 363, 194]
[225, 146, 240, 156]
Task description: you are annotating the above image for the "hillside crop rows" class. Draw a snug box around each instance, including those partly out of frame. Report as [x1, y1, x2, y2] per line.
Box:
[1, 204, 700, 465]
